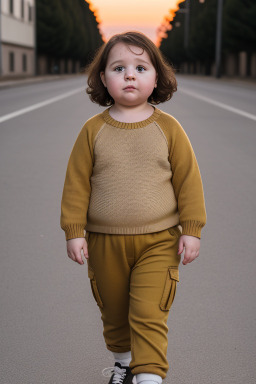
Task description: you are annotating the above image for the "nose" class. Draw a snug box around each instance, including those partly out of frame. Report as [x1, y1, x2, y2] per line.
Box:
[125, 71, 136, 80]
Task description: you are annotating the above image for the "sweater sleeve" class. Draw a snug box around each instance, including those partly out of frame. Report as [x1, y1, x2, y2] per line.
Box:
[169, 120, 207, 238]
[60, 123, 94, 240]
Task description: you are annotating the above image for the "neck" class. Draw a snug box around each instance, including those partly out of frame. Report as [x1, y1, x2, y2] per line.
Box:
[109, 103, 154, 123]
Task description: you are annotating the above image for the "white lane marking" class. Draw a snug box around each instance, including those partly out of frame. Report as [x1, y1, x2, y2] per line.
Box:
[0, 87, 84, 123]
[179, 88, 256, 122]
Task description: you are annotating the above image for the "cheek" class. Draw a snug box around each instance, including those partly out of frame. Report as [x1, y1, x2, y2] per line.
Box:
[140, 72, 157, 89]
[143, 81, 156, 96]
[105, 76, 120, 95]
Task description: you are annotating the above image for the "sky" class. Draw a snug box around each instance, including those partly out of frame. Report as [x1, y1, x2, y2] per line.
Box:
[87, 0, 184, 45]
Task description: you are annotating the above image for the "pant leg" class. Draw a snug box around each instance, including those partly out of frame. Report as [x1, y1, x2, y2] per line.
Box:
[85, 226, 181, 377]
[85, 231, 132, 352]
[129, 226, 181, 379]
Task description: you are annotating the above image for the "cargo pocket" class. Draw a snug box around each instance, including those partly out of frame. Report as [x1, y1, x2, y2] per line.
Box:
[88, 267, 104, 309]
[160, 267, 179, 311]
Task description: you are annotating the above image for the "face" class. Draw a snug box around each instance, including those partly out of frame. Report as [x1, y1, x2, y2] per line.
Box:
[100, 42, 158, 108]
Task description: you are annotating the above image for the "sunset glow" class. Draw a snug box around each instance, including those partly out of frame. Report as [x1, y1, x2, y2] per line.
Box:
[86, 0, 185, 45]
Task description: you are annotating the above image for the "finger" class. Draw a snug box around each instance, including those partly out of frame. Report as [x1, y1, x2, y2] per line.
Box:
[178, 237, 184, 255]
[74, 250, 84, 265]
[183, 250, 199, 265]
[182, 255, 188, 265]
[83, 244, 89, 260]
[68, 249, 83, 265]
[189, 249, 199, 261]
[182, 255, 192, 265]
[182, 247, 193, 265]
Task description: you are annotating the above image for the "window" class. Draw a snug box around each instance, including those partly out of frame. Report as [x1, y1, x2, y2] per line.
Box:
[28, 5, 33, 22]
[9, 52, 15, 72]
[10, 0, 14, 14]
[23, 54, 27, 72]
[21, 0, 25, 19]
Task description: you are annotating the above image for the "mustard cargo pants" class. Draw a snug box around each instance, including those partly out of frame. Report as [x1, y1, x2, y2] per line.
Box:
[85, 226, 181, 379]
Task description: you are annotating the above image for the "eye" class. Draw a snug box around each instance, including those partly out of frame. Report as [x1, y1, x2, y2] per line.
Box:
[114, 66, 124, 72]
[137, 65, 146, 72]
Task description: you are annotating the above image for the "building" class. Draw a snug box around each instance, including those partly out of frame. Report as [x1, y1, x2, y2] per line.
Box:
[0, 0, 36, 77]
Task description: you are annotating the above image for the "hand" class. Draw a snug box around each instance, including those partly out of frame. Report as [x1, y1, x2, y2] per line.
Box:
[66, 237, 88, 265]
[178, 235, 200, 265]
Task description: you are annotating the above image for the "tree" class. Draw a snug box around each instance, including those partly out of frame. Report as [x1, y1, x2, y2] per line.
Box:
[223, 0, 256, 53]
[189, 0, 217, 73]
[37, 0, 71, 58]
[160, 0, 256, 76]
[36, 0, 103, 65]
[160, 2, 187, 66]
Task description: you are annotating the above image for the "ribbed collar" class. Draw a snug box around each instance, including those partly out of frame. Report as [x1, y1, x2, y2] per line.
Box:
[102, 107, 162, 129]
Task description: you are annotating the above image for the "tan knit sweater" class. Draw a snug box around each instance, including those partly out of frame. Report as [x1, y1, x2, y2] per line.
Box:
[61, 107, 206, 240]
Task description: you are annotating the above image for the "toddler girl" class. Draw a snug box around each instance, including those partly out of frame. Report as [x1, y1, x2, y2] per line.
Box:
[61, 31, 206, 384]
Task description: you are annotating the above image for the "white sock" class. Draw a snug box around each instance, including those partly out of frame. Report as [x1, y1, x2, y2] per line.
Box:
[113, 351, 132, 367]
[136, 373, 162, 384]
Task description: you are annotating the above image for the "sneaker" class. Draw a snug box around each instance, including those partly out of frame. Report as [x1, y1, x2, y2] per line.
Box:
[102, 362, 134, 384]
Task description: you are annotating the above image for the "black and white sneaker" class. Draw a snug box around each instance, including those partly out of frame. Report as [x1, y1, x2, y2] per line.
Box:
[102, 362, 134, 384]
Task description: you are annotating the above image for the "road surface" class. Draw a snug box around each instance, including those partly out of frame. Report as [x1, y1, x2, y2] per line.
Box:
[0, 75, 256, 384]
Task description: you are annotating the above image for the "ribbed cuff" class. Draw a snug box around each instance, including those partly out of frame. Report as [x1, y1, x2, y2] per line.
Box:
[62, 224, 85, 240]
[181, 220, 204, 238]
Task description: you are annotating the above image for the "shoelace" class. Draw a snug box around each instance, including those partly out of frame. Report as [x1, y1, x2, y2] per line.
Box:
[102, 365, 127, 383]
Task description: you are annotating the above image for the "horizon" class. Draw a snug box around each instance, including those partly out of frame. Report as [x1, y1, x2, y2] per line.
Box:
[86, 0, 185, 45]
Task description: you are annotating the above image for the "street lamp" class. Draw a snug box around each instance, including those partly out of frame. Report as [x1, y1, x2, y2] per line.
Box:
[174, 0, 223, 77]
[184, 0, 190, 51]
[215, 0, 223, 78]
[175, 3, 189, 51]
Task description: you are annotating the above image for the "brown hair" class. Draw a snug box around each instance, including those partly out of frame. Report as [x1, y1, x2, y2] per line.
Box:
[86, 31, 177, 106]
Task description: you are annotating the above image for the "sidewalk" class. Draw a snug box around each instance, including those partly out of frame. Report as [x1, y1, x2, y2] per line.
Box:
[0, 73, 84, 90]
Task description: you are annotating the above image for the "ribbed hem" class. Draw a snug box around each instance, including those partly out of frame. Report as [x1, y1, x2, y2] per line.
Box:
[62, 224, 85, 240]
[102, 107, 162, 129]
[181, 220, 205, 238]
[85, 215, 179, 235]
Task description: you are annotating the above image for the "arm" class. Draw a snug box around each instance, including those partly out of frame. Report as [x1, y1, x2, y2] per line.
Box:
[169, 122, 206, 264]
[169, 122, 206, 238]
[60, 123, 94, 241]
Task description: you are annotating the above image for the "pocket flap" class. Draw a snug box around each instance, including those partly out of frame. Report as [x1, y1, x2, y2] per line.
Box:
[169, 268, 179, 282]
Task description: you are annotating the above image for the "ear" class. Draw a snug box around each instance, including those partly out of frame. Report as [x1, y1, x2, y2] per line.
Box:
[100, 71, 106, 87]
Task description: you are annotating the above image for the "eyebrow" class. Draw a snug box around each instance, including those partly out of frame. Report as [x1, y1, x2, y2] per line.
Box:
[109, 59, 151, 66]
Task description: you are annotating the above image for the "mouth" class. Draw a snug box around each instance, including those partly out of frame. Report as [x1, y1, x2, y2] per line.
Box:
[124, 86, 136, 90]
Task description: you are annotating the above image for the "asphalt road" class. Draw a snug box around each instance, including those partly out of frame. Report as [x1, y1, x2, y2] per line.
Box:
[0, 75, 256, 384]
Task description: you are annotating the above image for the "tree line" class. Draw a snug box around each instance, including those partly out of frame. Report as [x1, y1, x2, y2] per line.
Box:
[36, 0, 103, 69]
[160, 0, 256, 76]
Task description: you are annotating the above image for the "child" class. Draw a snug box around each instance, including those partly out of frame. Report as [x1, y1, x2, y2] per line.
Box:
[61, 32, 206, 384]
